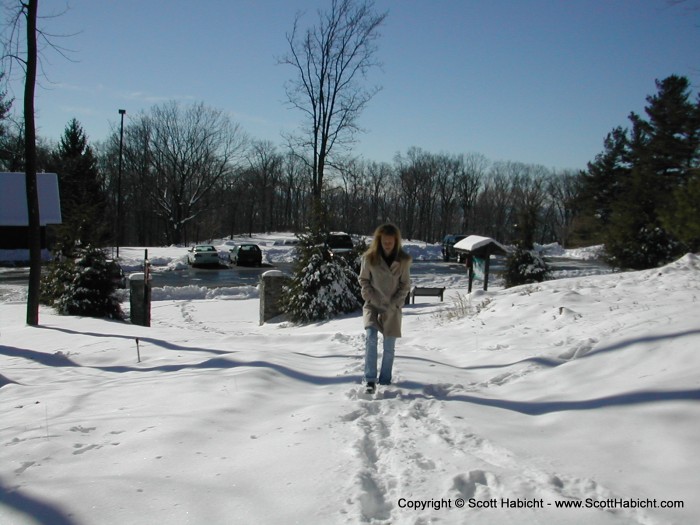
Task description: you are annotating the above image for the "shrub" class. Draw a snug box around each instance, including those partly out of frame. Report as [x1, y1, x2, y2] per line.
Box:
[41, 244, 124, 319]
[504, 245, 550, 288]
[280, 229, 363, 323]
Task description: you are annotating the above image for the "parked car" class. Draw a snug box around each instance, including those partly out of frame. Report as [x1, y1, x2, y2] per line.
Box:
[230, 243, 262, 267]
[187, 245, 221, 267]
[441, 234, 467, 262]
[324, 232, 354, 259]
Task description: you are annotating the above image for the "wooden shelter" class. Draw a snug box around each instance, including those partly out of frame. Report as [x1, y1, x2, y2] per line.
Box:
[453, 235, 508, 292]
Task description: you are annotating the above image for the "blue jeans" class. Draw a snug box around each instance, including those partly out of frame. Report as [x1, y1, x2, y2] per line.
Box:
[364, 327, 396, 385]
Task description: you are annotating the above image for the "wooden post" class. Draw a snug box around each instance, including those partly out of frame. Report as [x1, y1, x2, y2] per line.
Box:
[143, 250, 150, 326]
[483, 252, 491, 291]
[467, 254, 474, 293]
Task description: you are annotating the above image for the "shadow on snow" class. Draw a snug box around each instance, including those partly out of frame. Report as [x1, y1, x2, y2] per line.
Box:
[0, 478, 78, 525]
[2, 327, 699, 414]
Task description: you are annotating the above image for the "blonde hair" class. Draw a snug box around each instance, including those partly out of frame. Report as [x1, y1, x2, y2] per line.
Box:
[364, 223, 410, 265]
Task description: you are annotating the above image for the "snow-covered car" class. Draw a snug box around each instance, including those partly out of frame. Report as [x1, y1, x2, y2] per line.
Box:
[229, 244, 262, 267]
[187, 245, 220, 267]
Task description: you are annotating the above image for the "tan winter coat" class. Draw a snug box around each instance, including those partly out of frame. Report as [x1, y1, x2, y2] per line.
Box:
[359, 251, 412, 337]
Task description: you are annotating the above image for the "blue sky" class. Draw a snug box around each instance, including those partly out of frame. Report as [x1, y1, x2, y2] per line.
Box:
[4, 0, 700, 171]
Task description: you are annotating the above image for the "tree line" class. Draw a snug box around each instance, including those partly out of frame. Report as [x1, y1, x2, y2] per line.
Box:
[0, 97, 578, 248]
[1, 73, 698, 268]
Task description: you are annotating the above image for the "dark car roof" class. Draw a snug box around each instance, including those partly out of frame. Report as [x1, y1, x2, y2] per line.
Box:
[326, 233, 353, 249]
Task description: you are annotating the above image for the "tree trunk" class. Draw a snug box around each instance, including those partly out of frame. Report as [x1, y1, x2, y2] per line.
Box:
[24, 0, 41, 326]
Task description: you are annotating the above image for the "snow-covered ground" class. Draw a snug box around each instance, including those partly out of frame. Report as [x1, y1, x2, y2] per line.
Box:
[2, 234, 698, 525]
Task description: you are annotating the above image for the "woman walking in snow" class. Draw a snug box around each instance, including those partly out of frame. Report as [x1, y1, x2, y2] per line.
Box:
[359, 223, 412, 393]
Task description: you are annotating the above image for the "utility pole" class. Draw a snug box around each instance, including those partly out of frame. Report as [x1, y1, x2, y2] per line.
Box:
[116, 108, 126, 258]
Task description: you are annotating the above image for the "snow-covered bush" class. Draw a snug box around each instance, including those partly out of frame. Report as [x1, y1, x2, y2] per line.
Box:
[504, 245, 550, 288]
[280, 230, 363, 323]
[41, 245, 124, 319]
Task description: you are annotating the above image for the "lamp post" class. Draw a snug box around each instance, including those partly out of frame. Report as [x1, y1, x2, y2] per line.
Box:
[116, 109, 126, 259]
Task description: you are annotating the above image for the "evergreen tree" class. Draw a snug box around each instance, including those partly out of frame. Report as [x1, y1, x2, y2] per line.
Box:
[591, 76, 699, 269]
[50, 119, 108, 251]
[40, 244, 123, 319]
[663, 170, 700, 251]
[279, 229, 363, 323]
[638, 76, 700, 196]
[578, 126, 631, 239]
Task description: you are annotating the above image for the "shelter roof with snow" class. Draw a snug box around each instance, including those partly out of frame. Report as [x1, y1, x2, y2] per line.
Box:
[0, 172, 62, 226]
[453, 235, 508, 257]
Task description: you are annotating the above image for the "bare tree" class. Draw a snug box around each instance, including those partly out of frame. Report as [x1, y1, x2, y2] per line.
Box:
[509, 163, 549, 248]
[246, 140, 283, 232]
[22, 0, 39, 325]
[119, 117, 157, 245]
[546, 169, 582, 246]
[3, 0, 76, 324]
[280, 0, 386, 227]
[475, 165, 516, 242]
[366, 160, 391, 228]
[457, 153, 488, 233]
[134, 101, 248, 244]
[394, 148, 421, 239]
[434, 153, 460, 240]
[280, 151, 311, 230]
[2, 0, 40, 325]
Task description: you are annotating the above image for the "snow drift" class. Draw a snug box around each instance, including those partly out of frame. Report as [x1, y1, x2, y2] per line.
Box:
[1, 250, 698, 525]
